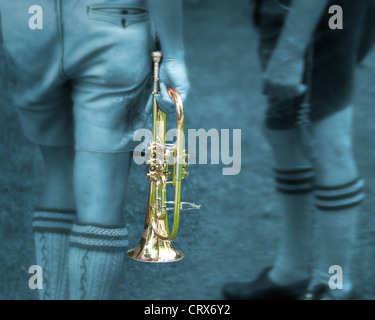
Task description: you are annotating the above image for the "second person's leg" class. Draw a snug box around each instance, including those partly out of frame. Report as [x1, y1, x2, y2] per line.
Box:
[308, 106, 363, 299]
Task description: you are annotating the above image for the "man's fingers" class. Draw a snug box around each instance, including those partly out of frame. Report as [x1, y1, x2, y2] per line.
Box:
[153, 93, 164, 110]
[262, 79, 307, 100]
[154, 79, 190, 115]
[296, 83, 307, 96]
[170, 86, 189, 107]
[282, 83, 307, 99]
[263, 80, 284, 99]
[154, 83, 175, 114]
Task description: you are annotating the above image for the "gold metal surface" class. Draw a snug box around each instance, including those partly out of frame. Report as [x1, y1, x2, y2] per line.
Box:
[127, 51, 190, 263]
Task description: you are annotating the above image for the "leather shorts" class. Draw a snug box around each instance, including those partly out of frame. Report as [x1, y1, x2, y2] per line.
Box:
[1, 0, 153, 152]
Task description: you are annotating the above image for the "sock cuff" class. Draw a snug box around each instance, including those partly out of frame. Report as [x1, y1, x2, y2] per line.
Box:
[69, 223, 128, 252]
[34, 207, 76, 214]
[314, 177, 365, 211]
[32, 209, 76, 234]
[273, 166, 314, 194]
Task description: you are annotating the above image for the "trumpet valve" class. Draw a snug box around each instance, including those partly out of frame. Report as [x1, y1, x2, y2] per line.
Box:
[146, 170, 159, 181]
[155, 209, 162, 220]
[146, 158, 154, 168]
[183, 152, 189, 168]
[182, 169, 189, 179]
[146, 142, 155, 154]
[146, 170, 153, 181]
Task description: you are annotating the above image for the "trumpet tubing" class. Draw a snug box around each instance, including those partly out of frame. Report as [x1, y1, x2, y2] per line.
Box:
[127, 51, 189, 263]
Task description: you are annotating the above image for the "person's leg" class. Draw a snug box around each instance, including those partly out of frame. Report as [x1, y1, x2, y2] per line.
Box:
[308, 106, 363, 299]
[73, 152, 132, 225]
[33, 146, 131, 300]
[32, 145, 75, 300]
[222, 1, 313, 299]
[264, 126, 313, 286]
[68, 151, 131, 300]
[222, 125, 313, 300]
[38, 146, 75, 210]
[61, 0, 153, 300]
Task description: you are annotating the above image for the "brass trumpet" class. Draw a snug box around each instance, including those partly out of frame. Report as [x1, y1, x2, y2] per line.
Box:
[127, 51, 196, 263]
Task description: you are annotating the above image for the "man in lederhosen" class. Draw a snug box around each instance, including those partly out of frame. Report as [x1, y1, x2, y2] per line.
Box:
[0, 0, 189, 300]
[223, 0, 374, 300]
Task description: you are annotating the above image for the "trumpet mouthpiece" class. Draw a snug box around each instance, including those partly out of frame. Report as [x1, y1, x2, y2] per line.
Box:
[151, 51, 163, 64]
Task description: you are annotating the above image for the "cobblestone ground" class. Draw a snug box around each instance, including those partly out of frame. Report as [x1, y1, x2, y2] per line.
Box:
[0, 0, 374, 299]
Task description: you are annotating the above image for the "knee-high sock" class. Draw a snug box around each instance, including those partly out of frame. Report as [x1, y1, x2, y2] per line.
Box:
[310, 177, 364, 297]
[32, 209, 76, 300]
[68, 223, 128, 300]
[269, 167, 314, 285]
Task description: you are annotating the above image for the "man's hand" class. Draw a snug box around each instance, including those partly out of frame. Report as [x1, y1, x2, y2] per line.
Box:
[262, 47, 306, 100]
[155, 58, 190, 114]
[260, 0, 330, 100]
[146, 0, 189, 113]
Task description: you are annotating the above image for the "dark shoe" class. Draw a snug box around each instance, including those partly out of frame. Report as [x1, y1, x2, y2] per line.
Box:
[222, 267, 310, 300]
[303, 284, 356, 300]
[304, 284, 330, 300]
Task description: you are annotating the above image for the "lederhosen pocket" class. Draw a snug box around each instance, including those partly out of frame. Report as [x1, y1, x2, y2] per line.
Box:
[87, 4, 148, 28]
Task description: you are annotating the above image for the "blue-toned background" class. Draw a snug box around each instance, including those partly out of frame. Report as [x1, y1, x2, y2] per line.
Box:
[1, 0, 375, 299]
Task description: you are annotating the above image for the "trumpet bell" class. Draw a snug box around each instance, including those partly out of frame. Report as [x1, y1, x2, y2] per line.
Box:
[126, 216, 184, 263]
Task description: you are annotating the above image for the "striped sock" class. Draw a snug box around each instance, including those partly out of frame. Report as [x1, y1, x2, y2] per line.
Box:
[311, 177, 365, 298]
[32, 209, 76, 300]
[314, 177, 365, 211]
[274, 166, 314, 195]
[269, 167, 314, 285]
[68, 223, 128, 300]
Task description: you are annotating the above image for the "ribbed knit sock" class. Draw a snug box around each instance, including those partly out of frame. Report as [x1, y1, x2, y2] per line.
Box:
[310, 177, 364, 299]
[68, 223, 128, 300]
[269, 167, 314, 286]
[32, 209, 76, 300]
